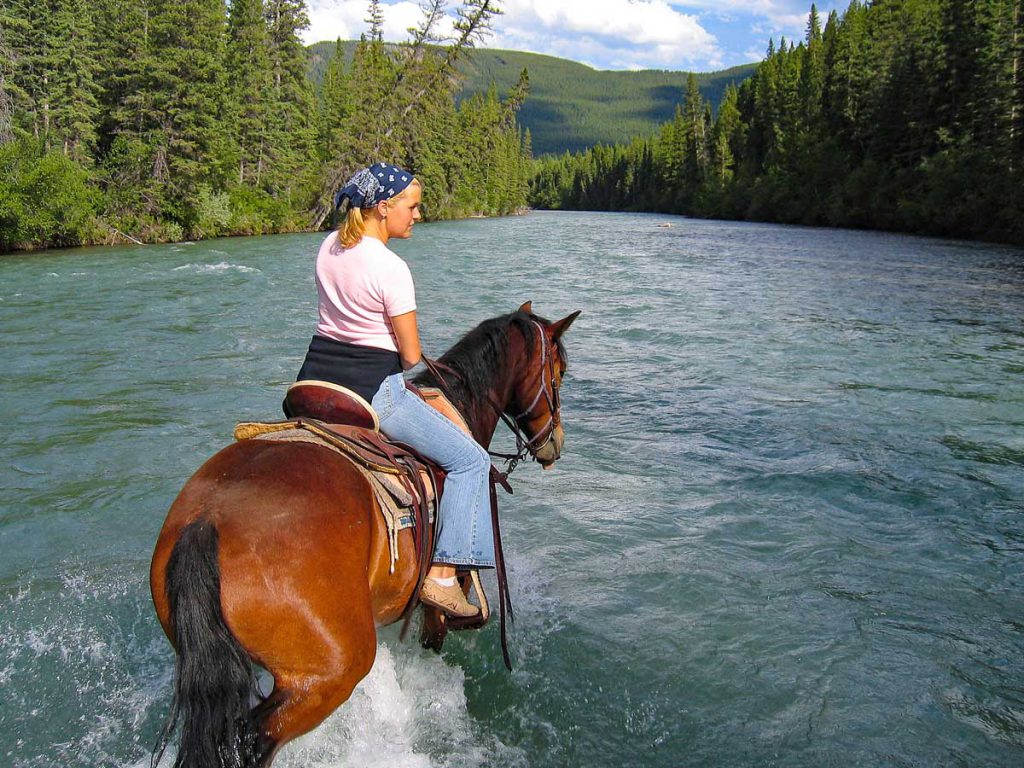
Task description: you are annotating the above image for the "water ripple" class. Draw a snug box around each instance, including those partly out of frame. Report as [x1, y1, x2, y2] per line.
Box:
[2, 215, 1023, 766]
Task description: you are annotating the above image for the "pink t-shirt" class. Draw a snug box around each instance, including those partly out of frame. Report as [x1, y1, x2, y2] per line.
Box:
[314, 232, 417, 353]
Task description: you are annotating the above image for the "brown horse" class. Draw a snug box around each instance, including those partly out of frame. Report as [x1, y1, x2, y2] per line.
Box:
[149, 303, 579, 768]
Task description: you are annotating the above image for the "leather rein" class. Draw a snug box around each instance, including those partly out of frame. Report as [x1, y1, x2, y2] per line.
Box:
[419, 320, 564, 669]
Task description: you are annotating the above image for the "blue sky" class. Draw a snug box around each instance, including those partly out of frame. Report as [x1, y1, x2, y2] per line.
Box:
[304, 1, 846, 72]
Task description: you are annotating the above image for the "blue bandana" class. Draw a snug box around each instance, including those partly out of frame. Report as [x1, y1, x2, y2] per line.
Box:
[334, 162, 414, 212]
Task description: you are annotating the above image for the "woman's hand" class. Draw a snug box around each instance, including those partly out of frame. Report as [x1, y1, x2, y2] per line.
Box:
[390, 310, 422, 370]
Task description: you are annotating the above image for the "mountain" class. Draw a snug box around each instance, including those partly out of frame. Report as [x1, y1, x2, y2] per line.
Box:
[307, 42, 757, 156]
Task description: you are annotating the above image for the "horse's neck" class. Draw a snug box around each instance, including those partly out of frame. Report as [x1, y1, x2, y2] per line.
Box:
[457, 348, 525, 449]
[461, 379, 511, 449]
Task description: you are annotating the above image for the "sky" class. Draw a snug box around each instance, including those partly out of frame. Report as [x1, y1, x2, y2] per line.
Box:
[302, 0, 846, 72]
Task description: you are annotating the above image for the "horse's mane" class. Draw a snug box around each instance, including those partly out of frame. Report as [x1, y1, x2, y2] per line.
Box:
[413, 310, 562, 408]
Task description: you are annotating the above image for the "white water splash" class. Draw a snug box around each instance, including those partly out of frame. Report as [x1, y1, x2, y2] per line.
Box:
[0, 564, 173, 767]
[171, 262, 260, 274]
[137, 641, 520, 768]
[277, 642, 514, 768]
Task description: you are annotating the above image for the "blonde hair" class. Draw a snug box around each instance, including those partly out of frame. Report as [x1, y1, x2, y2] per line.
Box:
[338, 207, 366, 248]
[337, 179, 421, 248]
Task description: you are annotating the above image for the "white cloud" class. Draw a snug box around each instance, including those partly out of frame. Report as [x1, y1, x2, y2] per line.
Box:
[673, 0, 822, 21]
[489, 0, 721, 70]
[304, 0, 720, 69]
[300, 1, 840, 71]
[751, 13, 814, 41]
[303, 1, 448, 45]
[680, 1, 839, 39]
[744, 45, 769, 62]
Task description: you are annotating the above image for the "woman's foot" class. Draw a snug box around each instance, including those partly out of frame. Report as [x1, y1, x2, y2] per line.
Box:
[420, 577, 480, 617]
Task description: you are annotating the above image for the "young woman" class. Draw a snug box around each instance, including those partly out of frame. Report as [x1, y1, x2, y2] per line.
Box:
[294, 162, 490, 618]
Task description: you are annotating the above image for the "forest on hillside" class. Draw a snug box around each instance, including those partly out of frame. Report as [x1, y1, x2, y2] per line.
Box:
[0, 0, 530, 252]
[307, 41, 757, 155]
[531, 1, 1024, 246]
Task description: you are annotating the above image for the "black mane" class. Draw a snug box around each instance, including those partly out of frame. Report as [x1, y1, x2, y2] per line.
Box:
[413, 310, 542, 407]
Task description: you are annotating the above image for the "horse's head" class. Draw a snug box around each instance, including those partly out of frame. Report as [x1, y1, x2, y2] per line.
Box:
[510, 301, 581, 469]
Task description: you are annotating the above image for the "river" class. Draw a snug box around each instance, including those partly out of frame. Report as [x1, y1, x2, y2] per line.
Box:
[1, 211, 1022, 766]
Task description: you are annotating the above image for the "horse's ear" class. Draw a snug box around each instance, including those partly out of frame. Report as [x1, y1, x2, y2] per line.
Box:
[549, 310, 581, 341]
[518, 301, 533, 314]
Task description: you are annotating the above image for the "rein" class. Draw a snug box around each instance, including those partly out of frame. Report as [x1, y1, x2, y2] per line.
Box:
[419, 321, 563, 670]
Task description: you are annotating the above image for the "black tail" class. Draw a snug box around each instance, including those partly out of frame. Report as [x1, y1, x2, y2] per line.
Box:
[153, 520, 264, 768]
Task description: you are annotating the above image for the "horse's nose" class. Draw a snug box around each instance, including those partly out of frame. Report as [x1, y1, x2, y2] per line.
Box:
[540, 425, 564, 468]
[553, 425, 564, 456]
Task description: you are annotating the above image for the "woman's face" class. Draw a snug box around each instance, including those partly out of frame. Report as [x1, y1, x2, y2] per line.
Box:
[384, 183, 422, 239]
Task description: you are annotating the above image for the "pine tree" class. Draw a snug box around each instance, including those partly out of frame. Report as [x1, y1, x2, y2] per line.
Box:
[503, 68, 530, 126]
[1013, 0, 1023, 162]
[7, 0, 51, 143]
[48, 0, 101, 163]
[93, 0, 151, 142]
[263, 0, 318, 200]
[973, 0, 1020, 160]
[227, 0, 272, 186]
[712, 83, 741, 185]
[822, 1, 871, 152]
[365, 0, 385, 38]
[0, 1, 26, 144]
[319, 37, 352, 162]
[656, 105, 686, 207]
[340, 29, 401, 165]
[313, 0, 503, 227]
[799, 4, 825, 131]
[141, 0, 231, 221]
[682, 72, 709, 190]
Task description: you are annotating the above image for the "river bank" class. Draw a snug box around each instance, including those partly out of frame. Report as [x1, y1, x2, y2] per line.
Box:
[1, 209, 534, 255]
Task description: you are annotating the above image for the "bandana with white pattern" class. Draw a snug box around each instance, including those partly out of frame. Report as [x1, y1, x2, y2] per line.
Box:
[333, 162, 414, 212]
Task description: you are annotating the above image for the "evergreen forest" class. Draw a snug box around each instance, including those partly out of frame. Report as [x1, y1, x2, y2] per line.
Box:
[0, 0, 531, 252]
[308, 41, 757, 155]
[3, 0, 1021, 251]
[530, 1, 1024, 246]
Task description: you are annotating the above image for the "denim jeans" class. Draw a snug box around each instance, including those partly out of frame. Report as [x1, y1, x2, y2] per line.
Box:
[371, 372, 495, 568]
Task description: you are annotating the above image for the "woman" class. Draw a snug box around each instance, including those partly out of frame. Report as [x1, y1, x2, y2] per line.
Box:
[294, 162, 490, 618]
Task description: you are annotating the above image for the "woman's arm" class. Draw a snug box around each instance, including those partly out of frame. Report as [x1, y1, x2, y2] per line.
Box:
[390, 310, 422, 370]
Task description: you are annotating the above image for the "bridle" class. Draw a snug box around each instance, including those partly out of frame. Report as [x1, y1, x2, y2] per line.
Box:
[423, 319, 564, 478]
[504, 319, 563, 465]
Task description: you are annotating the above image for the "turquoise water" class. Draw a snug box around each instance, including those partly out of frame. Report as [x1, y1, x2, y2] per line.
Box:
[1, 211, 1023, 766]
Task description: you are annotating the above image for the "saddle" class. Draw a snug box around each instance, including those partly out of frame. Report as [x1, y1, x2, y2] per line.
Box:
[234, 379, 490, 632]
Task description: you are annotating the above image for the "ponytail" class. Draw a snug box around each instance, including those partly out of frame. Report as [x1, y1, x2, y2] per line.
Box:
[338, 207, 366, 248]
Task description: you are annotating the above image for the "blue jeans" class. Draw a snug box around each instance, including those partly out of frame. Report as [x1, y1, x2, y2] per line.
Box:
[371, 372, 495, 568]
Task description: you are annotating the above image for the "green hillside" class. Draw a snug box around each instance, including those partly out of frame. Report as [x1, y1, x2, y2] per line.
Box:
[308, 42, 756, 155]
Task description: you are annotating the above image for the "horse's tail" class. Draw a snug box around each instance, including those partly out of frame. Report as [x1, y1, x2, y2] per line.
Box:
[153, 520, 263, 768]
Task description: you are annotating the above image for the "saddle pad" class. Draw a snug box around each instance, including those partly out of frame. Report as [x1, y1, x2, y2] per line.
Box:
[235, 419, 400, 474]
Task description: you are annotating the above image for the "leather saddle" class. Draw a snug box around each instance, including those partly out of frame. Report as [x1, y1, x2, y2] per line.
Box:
[275, 380, 490, 632]
[282, 380, 379, 430]
[279, 379, 443, 488]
